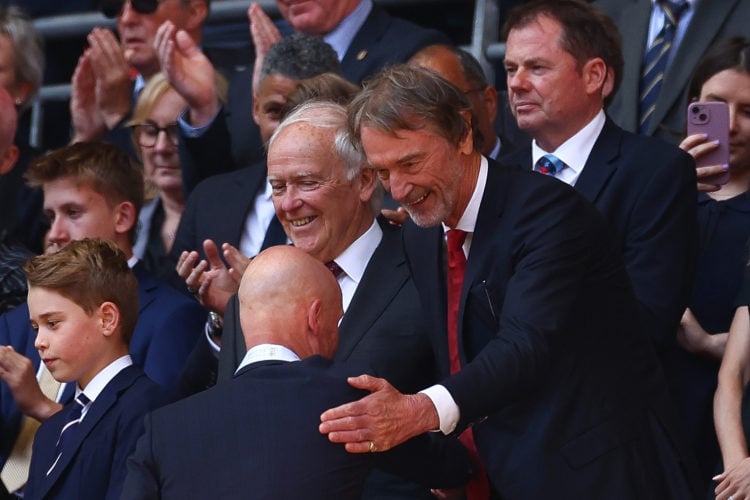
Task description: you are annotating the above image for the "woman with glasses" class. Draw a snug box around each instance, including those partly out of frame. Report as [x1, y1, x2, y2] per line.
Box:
[128, 72, 187, 280]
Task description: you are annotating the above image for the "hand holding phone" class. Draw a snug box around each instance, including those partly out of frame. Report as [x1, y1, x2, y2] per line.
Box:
[686, 101, 730, 185]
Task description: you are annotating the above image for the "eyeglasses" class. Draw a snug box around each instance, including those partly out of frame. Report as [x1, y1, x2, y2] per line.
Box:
[130, 121, 180, 148]
[99, 0, 162, 18]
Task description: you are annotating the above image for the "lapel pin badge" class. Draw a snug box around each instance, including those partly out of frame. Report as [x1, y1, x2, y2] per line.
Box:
[356, 50, 368, 61]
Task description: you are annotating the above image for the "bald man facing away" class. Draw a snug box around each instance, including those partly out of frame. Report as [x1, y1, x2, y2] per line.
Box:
[122, 246, 469, 500]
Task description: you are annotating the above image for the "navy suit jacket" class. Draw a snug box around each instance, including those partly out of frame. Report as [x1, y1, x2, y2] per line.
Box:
[594, 0, 750, 142]
[218, 220, 437, 395]
[121, 356, 468, 500]
[502, 118, 697, 351]
[0, 263, 205, 468]
[24, 365, 165, 500]
[403, 163, 699, 498]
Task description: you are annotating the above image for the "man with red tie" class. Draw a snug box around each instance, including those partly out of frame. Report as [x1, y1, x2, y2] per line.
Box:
[318, 63, 701, 499]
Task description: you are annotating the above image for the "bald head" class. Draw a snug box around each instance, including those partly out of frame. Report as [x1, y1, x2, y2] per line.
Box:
[0, 86, 19, 175]
[238, 245, 343, 359]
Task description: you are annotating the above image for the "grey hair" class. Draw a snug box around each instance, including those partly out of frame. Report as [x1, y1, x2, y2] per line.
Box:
[0, 5, 44, 112]
[269, 100, 382, 214]
[259, 33, 341, 83]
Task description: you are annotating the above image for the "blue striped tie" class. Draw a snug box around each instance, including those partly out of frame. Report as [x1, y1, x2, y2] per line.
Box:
[535, 154, 565, 176]
[639, 0, 688, 133]
[47, 393, 90, 475]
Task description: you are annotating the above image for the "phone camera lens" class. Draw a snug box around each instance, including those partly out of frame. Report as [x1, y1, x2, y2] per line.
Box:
[691, 106, 700, 114]
[699, 113, 708, 121]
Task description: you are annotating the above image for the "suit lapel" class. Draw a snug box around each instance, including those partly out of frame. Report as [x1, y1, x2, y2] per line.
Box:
[132, 261, 158, 314]
[340, 6, 389, 83]
[226, 163, 268, 247]
[573, 119, 621, 205]
[460, 165, 508, 338]
[612, 0, 651, 132]
[40, 366, 141, 497]
[652, 0, 740, 133]
[337, 222, 409, 359]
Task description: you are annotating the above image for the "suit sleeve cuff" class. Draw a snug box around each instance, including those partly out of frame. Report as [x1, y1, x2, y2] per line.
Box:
[179, 106, 222, 138]
[420, 384, 459, 435]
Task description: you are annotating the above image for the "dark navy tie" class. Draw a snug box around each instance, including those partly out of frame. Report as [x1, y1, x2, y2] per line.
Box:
[535, 154, 566, 176]
[639, 0, 688, 133]
[47, 393, 90, 475]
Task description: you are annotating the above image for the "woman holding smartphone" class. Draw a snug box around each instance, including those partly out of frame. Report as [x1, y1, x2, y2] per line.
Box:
[671, 36, 750, 499]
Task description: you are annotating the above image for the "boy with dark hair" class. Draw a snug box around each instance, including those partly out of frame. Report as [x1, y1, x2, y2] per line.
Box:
[24, 238, 165, 499]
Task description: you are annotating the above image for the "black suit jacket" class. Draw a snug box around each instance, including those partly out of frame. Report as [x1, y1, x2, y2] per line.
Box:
[403, 162, 699, 498]
[25, 366, 165, 500]
[502, 118, 697, 351]
[121, 357, 468, 500]
[595, 0, 750, 142]
[218, 220, 436, 394]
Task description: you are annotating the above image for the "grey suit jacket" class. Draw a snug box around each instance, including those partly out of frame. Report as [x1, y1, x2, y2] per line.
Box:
[595, 0, 750, 142]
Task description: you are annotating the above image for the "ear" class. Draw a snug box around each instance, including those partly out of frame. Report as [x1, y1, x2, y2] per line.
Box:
[481, 86, 498, 123]
[582, 57, 608, 98]
[0, 144, 19, 175]
[357, 165, 377, 204]
[10, 81, 33, 108]
[185, 0, 209, 33]
[305, 299, 324, 355]
[98, 301, 120, 338]
[458, 109, 475, 155]
[113, 200, 138, 236]
[251, 90, 261, 126]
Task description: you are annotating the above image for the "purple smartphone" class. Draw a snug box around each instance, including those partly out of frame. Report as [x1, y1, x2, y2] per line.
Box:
[687, 101, 730, 185]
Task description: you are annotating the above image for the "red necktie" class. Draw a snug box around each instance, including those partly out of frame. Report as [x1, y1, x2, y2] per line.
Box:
[446, 229, 490, 500]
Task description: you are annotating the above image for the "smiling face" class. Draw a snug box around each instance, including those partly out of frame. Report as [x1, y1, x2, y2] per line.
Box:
[504, 14, 604, 151]
[267, 121, 375, 263]
[138, 88, 186, 195]
[699, 68, 750, 172]
[29, 287, 111, 388]
[276, 0, 359, 35]
[361, 123, 474, 228]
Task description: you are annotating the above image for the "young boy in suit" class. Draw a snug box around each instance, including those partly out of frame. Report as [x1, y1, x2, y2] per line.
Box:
[23, 238, 165, 500]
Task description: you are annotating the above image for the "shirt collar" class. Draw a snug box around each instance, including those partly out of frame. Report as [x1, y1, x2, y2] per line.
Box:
[443, 155, 488, 234]
[323, 0, 372, 61]
[237, 344, 301, 372]
[531, 109, 606, 176]
[333, 218, 382, 284]
[77, 354, 133, 401]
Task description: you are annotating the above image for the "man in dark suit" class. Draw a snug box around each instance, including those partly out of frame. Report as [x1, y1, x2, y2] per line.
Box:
[594, 0, 750, 143]
[122, 245, 469, 500]
[318, 63, 701, 498]
[0, 142, 205, 492]
[499, 0, 697, 353]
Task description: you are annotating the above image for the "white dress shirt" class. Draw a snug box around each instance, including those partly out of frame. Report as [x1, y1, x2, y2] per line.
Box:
[421, 156, 489, 435]
[531, 109, 606, 186]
